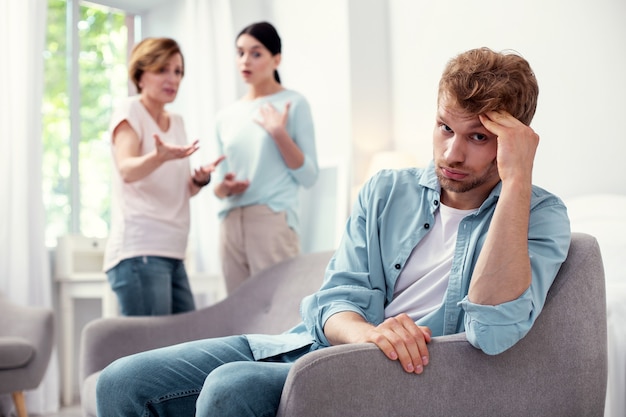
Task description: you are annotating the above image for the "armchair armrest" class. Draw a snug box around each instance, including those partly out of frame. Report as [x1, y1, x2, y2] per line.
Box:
[278, 332, 603, 417]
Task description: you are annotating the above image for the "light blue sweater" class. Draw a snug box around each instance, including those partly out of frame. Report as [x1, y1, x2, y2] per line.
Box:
[214, 89, 318, 234]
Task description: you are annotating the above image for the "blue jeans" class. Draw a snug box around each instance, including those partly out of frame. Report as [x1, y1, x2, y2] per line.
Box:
[96, 335, 311, 417]
[106, 256, 196, 316]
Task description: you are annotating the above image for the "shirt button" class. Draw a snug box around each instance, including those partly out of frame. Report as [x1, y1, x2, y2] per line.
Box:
[434, 200, 439, 206]
[394, 264, 401, 270]
[424, 223, 430, 229]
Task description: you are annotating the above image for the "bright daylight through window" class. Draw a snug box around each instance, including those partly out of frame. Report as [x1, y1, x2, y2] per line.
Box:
[42, 0, 131, 246]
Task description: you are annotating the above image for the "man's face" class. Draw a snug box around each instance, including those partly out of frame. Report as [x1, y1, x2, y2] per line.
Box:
[432, 96, 501, 209]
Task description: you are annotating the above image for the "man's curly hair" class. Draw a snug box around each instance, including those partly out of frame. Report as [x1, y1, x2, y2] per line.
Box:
[438, 47, 539, 125]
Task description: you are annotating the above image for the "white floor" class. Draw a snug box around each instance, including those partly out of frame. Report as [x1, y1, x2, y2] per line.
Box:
[40, 405, 82, 417]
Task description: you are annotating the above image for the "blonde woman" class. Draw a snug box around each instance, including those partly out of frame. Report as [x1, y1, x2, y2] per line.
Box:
[104, 37, 223, 316]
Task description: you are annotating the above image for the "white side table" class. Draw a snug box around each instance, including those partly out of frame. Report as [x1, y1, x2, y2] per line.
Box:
[56, 273, 117, 406]
[53, 235, 226, 406]
[55, 235, 109, 406]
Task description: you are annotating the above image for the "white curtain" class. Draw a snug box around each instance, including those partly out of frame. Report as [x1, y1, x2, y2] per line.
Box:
[0, 0, 60, 414]
[176, 0, 238, 282]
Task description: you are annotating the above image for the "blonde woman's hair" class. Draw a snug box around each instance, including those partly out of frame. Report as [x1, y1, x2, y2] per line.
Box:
[128, 37, 184, 93]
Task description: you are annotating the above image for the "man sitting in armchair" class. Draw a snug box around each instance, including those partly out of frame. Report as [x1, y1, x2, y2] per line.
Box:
[96, 47, 570, 417]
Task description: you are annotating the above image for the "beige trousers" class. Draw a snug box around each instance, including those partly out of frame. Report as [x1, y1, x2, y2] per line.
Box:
[220, 205, 300, 294]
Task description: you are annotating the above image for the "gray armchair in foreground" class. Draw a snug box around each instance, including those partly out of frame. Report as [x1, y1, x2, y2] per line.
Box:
[0, 294, 54, 417]
[80, 233, 607, 417]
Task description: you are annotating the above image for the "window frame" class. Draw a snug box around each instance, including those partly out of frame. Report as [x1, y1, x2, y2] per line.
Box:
[45, 0, 137, 244]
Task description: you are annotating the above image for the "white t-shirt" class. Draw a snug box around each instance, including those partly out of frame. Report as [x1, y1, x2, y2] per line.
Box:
[384, 203, 477, 321]
[103, 96, 191, 271]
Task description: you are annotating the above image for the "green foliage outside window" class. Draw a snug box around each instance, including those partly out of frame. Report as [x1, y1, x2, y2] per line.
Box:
[42, 0, 128, 246]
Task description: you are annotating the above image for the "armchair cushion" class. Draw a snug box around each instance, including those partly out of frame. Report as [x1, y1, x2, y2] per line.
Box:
[0, 338, 34, 370]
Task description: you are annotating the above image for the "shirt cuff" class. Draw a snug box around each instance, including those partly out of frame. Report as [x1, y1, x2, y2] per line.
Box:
[458, 287, 534, 355]
[289, 155, 317, 187]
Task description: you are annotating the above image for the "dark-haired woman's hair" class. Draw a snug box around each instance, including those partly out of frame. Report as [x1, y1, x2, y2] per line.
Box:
[237, 21, 282, 83]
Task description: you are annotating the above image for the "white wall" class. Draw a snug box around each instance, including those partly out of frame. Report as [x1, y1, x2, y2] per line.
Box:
[389, 0, 626, 199]
[272, 0, 352, 166]
[271, 0, 353, 249]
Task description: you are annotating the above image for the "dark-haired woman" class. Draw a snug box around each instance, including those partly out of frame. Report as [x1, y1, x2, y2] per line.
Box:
[104, 37, 224, 316]
[213, 22, 318, 293]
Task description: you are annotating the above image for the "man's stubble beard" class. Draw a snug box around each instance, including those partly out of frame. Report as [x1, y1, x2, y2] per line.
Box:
[435, 161, 499, 194]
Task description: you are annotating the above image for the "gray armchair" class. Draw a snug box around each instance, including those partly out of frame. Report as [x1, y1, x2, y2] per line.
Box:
[80, 232, 607, 417]
[0, 294, 54, 417]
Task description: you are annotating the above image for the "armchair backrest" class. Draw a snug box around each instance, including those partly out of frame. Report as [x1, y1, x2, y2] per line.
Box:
[0, 294, 54, 394]
[209, 250, 333, 335]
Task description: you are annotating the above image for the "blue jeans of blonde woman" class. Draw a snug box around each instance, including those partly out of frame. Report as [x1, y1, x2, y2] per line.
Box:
[95, 335, 312, 417]
[106, 256, 196, 316]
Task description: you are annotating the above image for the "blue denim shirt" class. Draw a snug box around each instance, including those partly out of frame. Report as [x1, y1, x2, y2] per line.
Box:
[246, 162, 571, 358]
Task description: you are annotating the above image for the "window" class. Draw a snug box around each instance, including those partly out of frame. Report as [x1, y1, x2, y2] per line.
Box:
[42, 0, 132, 246]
